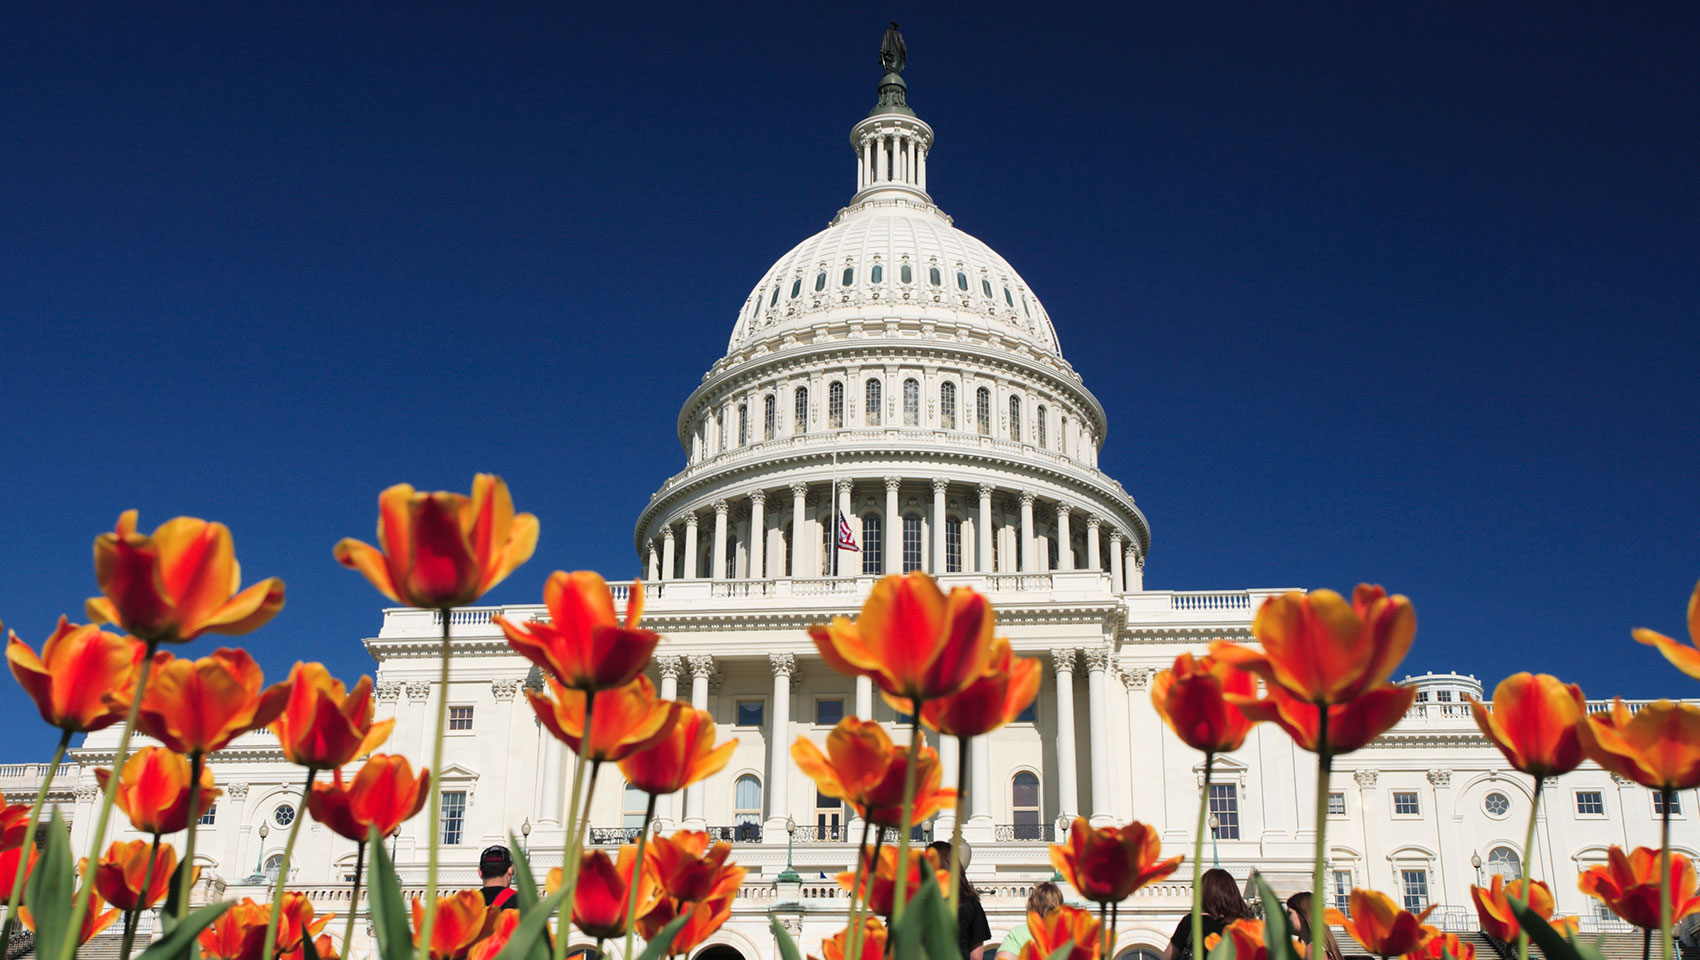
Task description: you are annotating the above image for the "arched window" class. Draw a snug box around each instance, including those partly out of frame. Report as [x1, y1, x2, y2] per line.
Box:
[734, 775, 763, 831]
[902, 378, 919, 426]
[900, 264, 912, 284]
[719, 411, 729, 452]
[1004, 286, 1014, 307]
[623, 783, 646, 829]
[944, 516, 962, 573]
[1059, 414, 1068, 456]
[940, 381, 957, 429]
[929, 266, 942, 286]
[842, 266, 854, 287]
[1047, 538, 1058, 572]
[794, 387, 808, 434]
[861, 514, 883, 574]
[790, 278, 801, 299]
[1008, 396, 1022, 442]
[738, 404, 748, 446]
[975, 387, 991, 436]
[725, 540, 737, 580]
[1036, 405, 1048, 448]
[865, 379, 883, 426]
[814, 272, 826, 292]
[872, 264, 884, 283]
[981, 278, 993, 298]
[902, 513, 923, 572]
[828, 381, 844, 428]
[769, 286, 779, 307]
[956, 271, 969, 291]
[1486, 846, 1521, 881]
[264, 854, 284, 883]
[763, 395, 776, 440]
[1011, 773, 1041, 839]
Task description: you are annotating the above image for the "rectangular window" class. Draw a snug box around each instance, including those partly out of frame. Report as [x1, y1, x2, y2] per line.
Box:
[1392, 791, 1420, 816]
[1208, 784, 1240, 840]
[1576, 791, 1605, 816]
[447, 705, 473, 731]
[1435, 690, 1453, 702]
[1655, 792, 1683, 816]
[902, 514, 922, 572]
[198, 803, 217, 826]
[816, 789, 844, 841]
[1400, 869, 1429, 912]
[944, 517, 962, 573]
[738, 406, 748, 446]
[1331, 870, 1352, 913]
[1328, 792, 1346, 817]
[902, 379, 919, 426]
[815, 698, 844, 726]
[941, 383, 956, 430]
[735, 700, 765, 727]
[862, 514, 883, 575]
[440, 791, 466, 845]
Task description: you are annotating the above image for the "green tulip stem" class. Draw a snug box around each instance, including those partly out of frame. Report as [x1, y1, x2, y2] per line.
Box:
[623, 793, 658, 960]
[889, 708, 925, 926]
[1192, 752, 1214, 960]
[551, 691, 599, 960]
[261, 768, 317, 960]
[1311, 709, 1332, 960]
[119, 834, 162, 960]
[948, 736, 969, 925]
[1660, 787, 1673, 960]
[178, 750, 206, 920]
[416, 610, 455, 960]
[341, 839, 366, 958]
[1518, 776, 1543, 960]
[844, 817, 875, 960]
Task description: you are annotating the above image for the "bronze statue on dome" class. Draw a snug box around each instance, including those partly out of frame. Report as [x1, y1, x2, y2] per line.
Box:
[879, 21, 906, 76]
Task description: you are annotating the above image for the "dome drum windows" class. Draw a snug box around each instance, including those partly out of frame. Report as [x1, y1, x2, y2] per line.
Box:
[975, 387, 991, 436]
[865, 379, 883, 426]
[814, 272, 827, 292]
[842, 266, 855, 287]
[1004, 286, 1014, 307]
[1036, 405, 1048, 448]
[940, 381, 957, 430]
[870, 264, 883, 283]
[763, 395, 776, 441]
[828, 381, 844, 429]
[1008, 396, 1022, 443]
[794, 386, 809, 434]
[956, 271, 969, 291]
[861, 513, 882, 574]
[790, 278, 802, 299]
[902, 513, 923, 572]
[902, 378, 919, 426]
[930, 266, 942, 287]
[900, 264, 912, 284]
[981, 278, 993, 298]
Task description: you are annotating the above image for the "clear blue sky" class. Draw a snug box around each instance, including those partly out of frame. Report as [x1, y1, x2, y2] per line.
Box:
[2, 4, 1696, 760]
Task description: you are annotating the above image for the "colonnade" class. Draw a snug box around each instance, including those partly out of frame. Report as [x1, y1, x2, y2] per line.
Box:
[645, 478, 1145, 592]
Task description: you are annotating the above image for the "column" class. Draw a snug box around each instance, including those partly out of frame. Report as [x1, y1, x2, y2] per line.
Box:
[683, 514, 699, 579]
[684, 656, 714, 828]
[855, 676, 872, 720]
[936, 734, 960, 837]
[918, 143, 927, 191]
[977, 483, 994, 573]
[1019, 492, 1036, 573]
[931, 478, 948, 574]
[1084, 647, 1113, 826]
[710, 501, 729, 580]
[1056, 504, 1074, 572]
[748, 490, 766, 579]
[884, 477, 901, 574]
[656, 656, 683, 828]
[1052, 649, 1080, 821]
[1126, 543, 1142, 591]
[966, 734, 993, 842]
[790, 482, 809, 578]
[1108, 531, 1124, 591]
[661, 526, 676, 582]
[647, 541, 660, 581]
[1085, 517, 1102, 571]
[876, 137, 887, 184]
[539, 714, 564, 829]
[836, 480, 854, 577]
[1121, 667, 1166, 829]
[767, 653, 796, 833]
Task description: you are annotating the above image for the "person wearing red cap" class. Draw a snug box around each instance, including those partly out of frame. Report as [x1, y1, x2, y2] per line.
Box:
[479, 845, 520, 912]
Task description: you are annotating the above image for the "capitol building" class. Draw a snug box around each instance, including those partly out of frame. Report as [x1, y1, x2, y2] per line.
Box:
[20, 31, 1699, 960]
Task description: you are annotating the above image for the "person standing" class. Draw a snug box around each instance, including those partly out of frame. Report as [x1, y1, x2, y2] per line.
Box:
[479, 845, 521, 912]
[930, 841, 992, 960]
[1163, 869, 1254, 960]
[995, 882, 1064, 960]
[1286, 892, 1345, 960]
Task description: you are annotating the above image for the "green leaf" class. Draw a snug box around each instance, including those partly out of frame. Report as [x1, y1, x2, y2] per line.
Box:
[1508, 896, 1605, 960]
[488, 886, 573, 960]
[913, 871, 957, 960]
[1043, 944, 1078, 960]
[161, 853, 199, 930]
[1253, 873, 1301, 960]
[771, 917, 804, 960]
[891, 892, 924, 960]
[25, 809, 73, 960]
[367, 826, 415, 960]
[506, 833, 540, 912]
[632, 912, 690, 960]
[133, 900, 233, 960]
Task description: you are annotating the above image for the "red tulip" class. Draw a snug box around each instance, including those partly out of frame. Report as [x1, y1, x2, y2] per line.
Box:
[87, 511, 284, 644]
[1578, 846, 1700, 930]
[571, 845, 660, 940]
[1018, 903, 1101, 960]
[1328, 889, 1433, 957]
[95, 745, 221, 835]
[270, 662, 394, 770]
[529, 674, 675, 762]
[6, 618, 144, 732]
[410, 890, 489, 960]
[793, 718, 956, 828]
[1633, 578, 1700, 681]
[809, 572, 994, 705]
[467, 909, 517, 960]
[1577, 699, 1700, 791]
[836, 845, 950, 918]
[1150, 652, 1258, 754]
[1466, 673, 1588, 778]
[636, 892, 734, 956]
[23, 891, 119, 946]
[94, 839, 182, 911]
[307, 754, 431, 843]
[920, 637, 1041, 738]
[138, 647, 289, 754]
[1212, 585, 1414, 706]
[1471, 875, 1555, 942]
[813, 918, 888, 960]
[494, 571, 659, 691]
[198, 898, 272, 960]
[0, 846, 38, 902]
[1050, 817, 1182, 903]
[1232, 682, 1415, 755]
[644, 830, 746, 904]
[618, 704, 736, 795]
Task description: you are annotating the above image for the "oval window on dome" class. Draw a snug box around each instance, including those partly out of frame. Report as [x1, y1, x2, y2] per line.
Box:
[956, 271, 968, 291]
[815, 272, 826, 292]
[900, 264, 912, 284]
[930, 267, 942, 286]
[790, 278, 802, 299]
[770, 286, 779, 307]
[871, 264, 883, 283]
[981, 279, 993, 298]
[1022, 296, 1030, 316]
[1004, 287, 1014, 306]
[842, 267, 854, 286]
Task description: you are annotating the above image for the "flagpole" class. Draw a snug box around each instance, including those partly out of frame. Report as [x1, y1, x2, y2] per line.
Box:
[830, 429, 840, 576]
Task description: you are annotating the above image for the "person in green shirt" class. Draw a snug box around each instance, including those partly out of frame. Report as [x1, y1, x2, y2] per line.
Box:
[996, 881, 1064, 960]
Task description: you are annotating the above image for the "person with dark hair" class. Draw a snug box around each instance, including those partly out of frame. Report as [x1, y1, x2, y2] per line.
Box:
[1162, 869, 1253, 960]
[479, 845, 520, 912]
[929, 840, 991, 960]
[995, 881, 1064, 960]
[1286, 892, 1346, 960]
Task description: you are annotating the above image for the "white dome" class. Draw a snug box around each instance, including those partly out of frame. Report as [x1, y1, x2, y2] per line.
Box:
[727, 197, 1063, 358]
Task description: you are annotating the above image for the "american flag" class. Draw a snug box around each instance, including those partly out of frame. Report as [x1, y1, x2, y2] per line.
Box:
[836, 511, 860, 552]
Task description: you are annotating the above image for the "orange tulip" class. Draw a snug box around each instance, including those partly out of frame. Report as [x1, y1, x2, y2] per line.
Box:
[919, 637, 1041, 738]
[1150, 652, 1259, 754]
[836, 845, 950, 918]
[1471, 875, 1555, 942]
[1411, 930, 1476, 960]
[0, 802, 31, 851]
[1466, 673, 1588, 778]
[467, 909, 517, 960]
[411, 890, 490, 960]
[1212, 585, 1415, 706]
[23, 890, 120, 946]
[571, 845, 661, 940]
[1578, 846, 1700, 930]
[1578, 699, 1700, 791]
[793, 717, 957, 828]
[809, 572, 994, 705]
[335, 475, 538, 609]
[138, 647, 289, 754]
[813, 918, 888, 960]
[95, 745, 221, 835]
[270, 662, 394, 770]
[0, 846, 38, 901]
[87, 510, 285, 644]
[1634, 578, 1700, 681]
[1018, 903, 1101, 960]
[287, 936, 339, 960]
[1050, 817, 1182, 903]
[308, 754, 431, 843]
[618, 704, 737, 795]
[1328, 889, 1433, 957]
[198, 898, 272, 960]
[94, 839, 181, 911]
[1232, 682, 1416, 755]
[1203, 920, 1286, 960]
[494, 571, 659, 692]
[636, 892, 734, 956]
[7, 618, 144, 732]
[529, 674, 675, 762]
[644, 830, 746, 903]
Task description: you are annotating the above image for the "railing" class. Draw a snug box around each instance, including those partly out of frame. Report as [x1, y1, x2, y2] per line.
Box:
[1427, 905, 1476, 932]
[587, 827, 644, 846]
[1169, 591, 1251, 611]
[877, 825, 933, 844]
[793, 824, 854, 843]
[704, 823, 765, 844]
[1404, 702, 1474, 721]
[994, 823, 1056, 842]
[1585, 699, 1657, 715]
[1576, 914, 1634, 934]
[0, 763, 76, 783]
